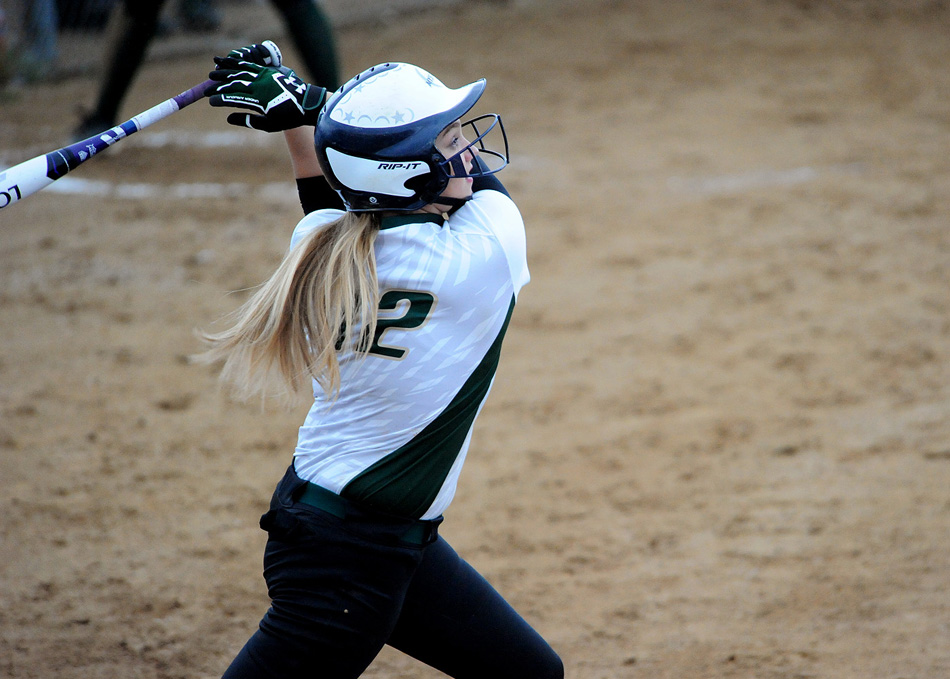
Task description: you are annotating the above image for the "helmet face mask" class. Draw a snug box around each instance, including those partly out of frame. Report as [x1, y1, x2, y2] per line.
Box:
[438, 114, 509, 181]
[314, 63, 508, 212]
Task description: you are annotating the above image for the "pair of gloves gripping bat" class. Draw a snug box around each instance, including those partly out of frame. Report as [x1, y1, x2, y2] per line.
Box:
[204, 43, 326, 132]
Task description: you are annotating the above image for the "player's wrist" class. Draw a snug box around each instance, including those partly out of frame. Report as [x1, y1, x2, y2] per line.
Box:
[301, 85, 327, 125]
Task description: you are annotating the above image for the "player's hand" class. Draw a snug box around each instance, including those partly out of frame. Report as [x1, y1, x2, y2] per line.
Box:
[204, 62, 326, 132]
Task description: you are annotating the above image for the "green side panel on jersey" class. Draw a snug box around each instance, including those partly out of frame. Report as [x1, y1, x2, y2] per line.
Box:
[341, 297, 516, 518]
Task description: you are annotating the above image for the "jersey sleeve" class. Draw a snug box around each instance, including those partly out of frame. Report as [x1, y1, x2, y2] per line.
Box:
[461, 189, 530, 299]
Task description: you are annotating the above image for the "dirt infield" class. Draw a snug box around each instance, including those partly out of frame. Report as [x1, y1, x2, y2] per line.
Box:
[2, 1, 950, 677]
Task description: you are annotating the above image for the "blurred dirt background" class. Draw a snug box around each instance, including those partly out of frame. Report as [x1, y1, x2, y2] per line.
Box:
[2, 0, 949, 677]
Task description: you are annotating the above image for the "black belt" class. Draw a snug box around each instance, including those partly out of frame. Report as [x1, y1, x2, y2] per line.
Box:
[298, 482, 439, 546]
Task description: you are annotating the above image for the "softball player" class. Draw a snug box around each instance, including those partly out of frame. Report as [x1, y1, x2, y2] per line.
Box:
[201, 48, 563, 679]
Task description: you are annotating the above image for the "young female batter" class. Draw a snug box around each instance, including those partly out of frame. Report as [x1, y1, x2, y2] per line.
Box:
[201, 46, 564, 679]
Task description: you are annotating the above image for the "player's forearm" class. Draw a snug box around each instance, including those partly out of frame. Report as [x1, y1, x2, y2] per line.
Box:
[284, 126, 323, 178]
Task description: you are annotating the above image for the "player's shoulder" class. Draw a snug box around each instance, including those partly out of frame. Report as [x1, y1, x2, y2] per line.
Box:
[451, 187, 524, 246]
[452, 188, 529, 294]
[453, 188, 521, 230]
[472, 185, 519, 215]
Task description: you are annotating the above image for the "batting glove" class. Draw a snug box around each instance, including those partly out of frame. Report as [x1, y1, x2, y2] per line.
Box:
[205, 62, 326, 132]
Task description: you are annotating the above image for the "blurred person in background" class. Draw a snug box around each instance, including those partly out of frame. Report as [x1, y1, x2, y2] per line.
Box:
[0, 1, 8, 86]
[0, 0, 60, 86]
[22, 0, 59, 81]
[176, 0, 222, 32]
[73, 0, 340, 140]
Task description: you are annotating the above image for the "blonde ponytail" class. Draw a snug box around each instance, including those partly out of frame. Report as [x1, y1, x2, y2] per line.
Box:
[196, 212, 381, 403]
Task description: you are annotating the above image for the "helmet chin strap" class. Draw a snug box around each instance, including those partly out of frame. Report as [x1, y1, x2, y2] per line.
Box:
[417, 193, 470, 219]
[435, 195, 472, 212]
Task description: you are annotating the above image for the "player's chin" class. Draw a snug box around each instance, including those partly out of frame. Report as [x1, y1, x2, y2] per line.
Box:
[449, 177, 474, 197]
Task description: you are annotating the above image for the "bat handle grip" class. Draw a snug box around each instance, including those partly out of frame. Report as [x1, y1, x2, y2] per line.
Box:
[173, 79, 215, 109]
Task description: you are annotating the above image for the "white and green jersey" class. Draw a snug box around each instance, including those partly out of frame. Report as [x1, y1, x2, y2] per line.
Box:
[290, 188, 529, 520]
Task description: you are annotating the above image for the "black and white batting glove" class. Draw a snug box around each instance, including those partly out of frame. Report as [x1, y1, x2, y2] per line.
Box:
[205, 62, 326, 132]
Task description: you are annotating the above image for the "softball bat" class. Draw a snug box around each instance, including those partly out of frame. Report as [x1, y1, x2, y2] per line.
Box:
[0, 40, 282, 212]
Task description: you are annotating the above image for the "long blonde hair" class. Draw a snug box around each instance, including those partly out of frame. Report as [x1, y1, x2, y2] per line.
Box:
[197, 212, 381, 402]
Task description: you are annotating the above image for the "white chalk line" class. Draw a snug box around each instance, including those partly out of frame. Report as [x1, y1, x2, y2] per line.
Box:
[34, 162, 864, 202]
[127, 130, 281, 149]
[0, 129, 280, 170]
[1, 125, 866, 201]
[44, 177, 297, 201]
[0, 128, 290, 201]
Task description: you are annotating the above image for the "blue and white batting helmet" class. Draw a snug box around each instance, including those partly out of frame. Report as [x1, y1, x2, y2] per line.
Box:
[315, 62, 506, 212]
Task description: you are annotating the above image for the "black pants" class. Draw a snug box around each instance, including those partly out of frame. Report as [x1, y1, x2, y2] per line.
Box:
[222, 466, 564, 679]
